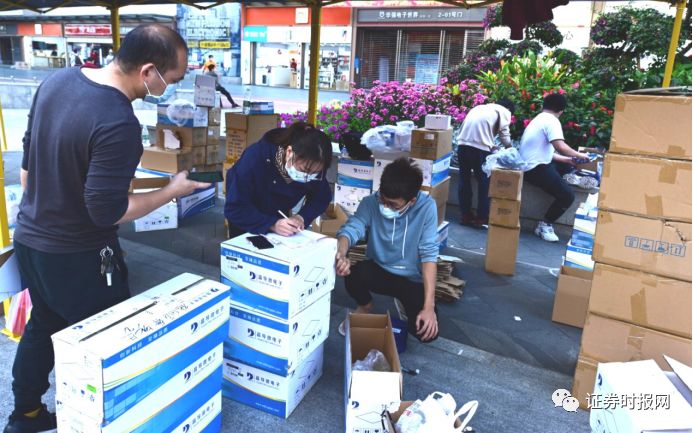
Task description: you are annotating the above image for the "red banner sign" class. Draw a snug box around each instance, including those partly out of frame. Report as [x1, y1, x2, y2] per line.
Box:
[65, 24, 112, 36]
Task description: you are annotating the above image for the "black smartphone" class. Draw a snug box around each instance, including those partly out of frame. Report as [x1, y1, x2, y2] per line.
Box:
[188, 171, 224, 183]
[247, 235, 274, 250]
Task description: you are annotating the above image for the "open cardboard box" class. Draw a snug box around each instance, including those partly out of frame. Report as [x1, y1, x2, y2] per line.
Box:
[345, 313, 402, 433]
[311, 203, 348, 237]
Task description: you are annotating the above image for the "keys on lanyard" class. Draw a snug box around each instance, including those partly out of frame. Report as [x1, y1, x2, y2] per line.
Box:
[99, 246, 117, 287]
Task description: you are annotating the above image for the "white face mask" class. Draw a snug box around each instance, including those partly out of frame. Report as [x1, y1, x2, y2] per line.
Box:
[143, 66, 176, 104]
[285, 155, 320, 183]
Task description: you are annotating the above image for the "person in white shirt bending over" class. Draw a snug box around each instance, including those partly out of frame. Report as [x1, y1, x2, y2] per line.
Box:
[519, 93, 589, 242]
[456, 98, 515, 228]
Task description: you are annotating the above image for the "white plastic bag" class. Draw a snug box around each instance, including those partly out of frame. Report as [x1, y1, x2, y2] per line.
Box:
[165, 99, 197, 127]
[362, 125, 413, 153]
[481, 147, 534, 176]
[352, 349, 392, 372]
[395, 392, 478, 433]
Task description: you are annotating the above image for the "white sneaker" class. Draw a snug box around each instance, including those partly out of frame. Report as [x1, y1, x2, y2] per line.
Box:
[535, 221, 559, 242]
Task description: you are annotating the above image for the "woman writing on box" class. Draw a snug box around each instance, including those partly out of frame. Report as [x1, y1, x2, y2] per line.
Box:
[224, 122, 333, 238]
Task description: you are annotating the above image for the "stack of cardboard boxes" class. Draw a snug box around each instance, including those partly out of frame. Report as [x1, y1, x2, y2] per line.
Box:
[485, 169, 523, 275]
[223, 112, 279, 195]
[219, 231, 338, 418]
[552, 195, 598, 328]
[52, 273, 230, 433]
[572, 89, 693, 409]
[334, 157, 375, 215]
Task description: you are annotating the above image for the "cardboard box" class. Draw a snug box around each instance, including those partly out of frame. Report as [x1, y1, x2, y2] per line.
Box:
[589, 263, 692, 338]
[225, 112, 278, 135]
[609, 89, 692, 160]
[337, 157, 374, 190]
[194, 74, 216, 107]
[572, 355, 599, 410]
[569, 229, 594, 250]
[133, 189, 178, 232]
[52, 277, 229, 425]
[437, 220, 450, 250]
[565, 241, 595, 271]
[191, 146, 206, 166]
[488, 169, 523, 200]
[157, 104, 208, 128]
[599, 153, 691, 222]
[140, 147, 192, 173]
[334, 184, 371, 215]
[552, 266, 592, 328]
[169, 392, 222, 433]
[593, 210, 691, 281]
[57, 350, 222, 433]
[590, 360, 693, 433]
[485, 225, 520, 276]
[224, 292, 330, 375]
[220, 231, 337, 320]
[573, 204, 598, 236]
[345, 314, 402, 433]
[489, 198, 520, 228]
[580, 313, 692, 372]
[156, 125, 207, 149]
[207, 126, 221, 142]
[311, 203, 348, 237]
[413, 153, 453, 189]
[577, 147, 605, 173]
[373, 152, 452, 191]
[208, 107, 222, 126]
[410, 128, 453, 160]
[205, 144, 224, 165]
[242, 100, 275, 115]
[177, 184, 216, 219]
[422, 177, 450, 226]
[424, 114, 451, 130]
[222, 343, 323, 418]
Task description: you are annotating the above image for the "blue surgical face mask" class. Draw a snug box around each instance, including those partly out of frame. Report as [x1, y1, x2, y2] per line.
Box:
[286, 163, 319, 183]
[143, 67, 176, 104]
[379, 201, 411, 219]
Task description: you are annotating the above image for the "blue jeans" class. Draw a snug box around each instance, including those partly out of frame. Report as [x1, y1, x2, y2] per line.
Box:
[457, 145, 491, 220]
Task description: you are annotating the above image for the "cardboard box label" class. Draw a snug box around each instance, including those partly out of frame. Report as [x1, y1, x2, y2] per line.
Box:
[222, 343, 324, 418]
[208, 108, 222, 126]
[488, 169, 523, 201]
[489, 198, 520, 228]
[593, 210, 691, 281]
[599, 153, 691, 222]
[337, 158, 374, 190]
[224, 293, 331, 375]
[610, 90, 692, 160]
[589, 263, 692, 338]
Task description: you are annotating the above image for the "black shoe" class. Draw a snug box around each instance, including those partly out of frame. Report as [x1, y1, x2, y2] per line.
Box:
[3, 405, 56, 433]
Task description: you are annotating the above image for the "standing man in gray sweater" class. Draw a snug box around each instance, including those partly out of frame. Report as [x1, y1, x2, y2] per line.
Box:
[455, 99, 515, 228]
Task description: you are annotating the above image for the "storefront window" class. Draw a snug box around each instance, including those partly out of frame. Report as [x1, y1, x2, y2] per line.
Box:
[255, 42, 301, 87]
[303, 43, 350, 91]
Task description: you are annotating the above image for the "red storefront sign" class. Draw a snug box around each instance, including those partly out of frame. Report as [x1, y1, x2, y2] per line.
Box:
[64, 24, 112, 36]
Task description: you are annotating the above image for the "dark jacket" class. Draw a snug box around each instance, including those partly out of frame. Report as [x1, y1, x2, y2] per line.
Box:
[224, 133, 332, 235]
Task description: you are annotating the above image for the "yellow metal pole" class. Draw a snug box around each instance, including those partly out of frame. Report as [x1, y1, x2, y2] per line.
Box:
[0, 145, 10, 250]
[0, 96, 7, 152]
[110, 6, 121, 52]
[307, 1, 322, 125]
[663, 0, 686, 87]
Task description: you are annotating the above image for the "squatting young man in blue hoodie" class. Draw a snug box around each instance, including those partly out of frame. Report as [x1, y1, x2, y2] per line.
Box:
[335, 158, 439, 342]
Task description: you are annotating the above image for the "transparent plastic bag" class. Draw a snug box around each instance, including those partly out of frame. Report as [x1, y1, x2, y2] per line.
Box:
[165, 99, 197, 127]
[362, 125, 412, 153]
[481, 147, 534, 176]
[352, 349, 392, 372]
[395, 392, 478, 433]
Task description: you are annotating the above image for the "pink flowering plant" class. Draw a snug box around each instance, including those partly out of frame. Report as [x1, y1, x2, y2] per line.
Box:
[280, 80, 487, 142]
